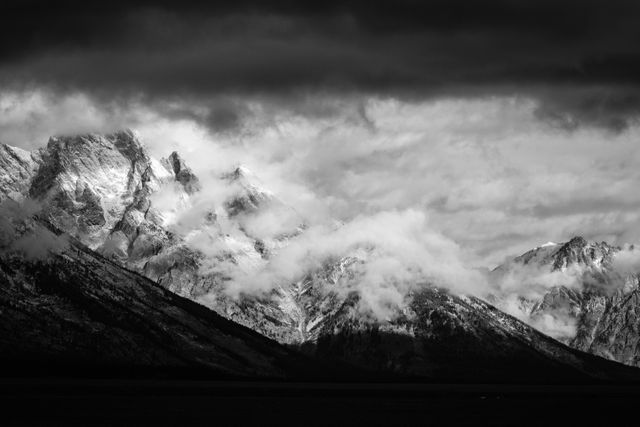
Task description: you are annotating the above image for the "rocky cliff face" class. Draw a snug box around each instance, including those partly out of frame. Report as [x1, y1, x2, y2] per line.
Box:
[0, 144, 42, 201]
[492, 237, 640, 367]
[0, 130, 321, 343]
[0, 131, 204, 295]
[3, 130, 640, 379]
[0, 131, 176, 256]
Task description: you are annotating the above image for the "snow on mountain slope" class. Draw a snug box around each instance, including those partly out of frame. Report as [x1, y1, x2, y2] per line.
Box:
[0, 130, 312, 340]
[0, 204, 320, 379]
[306, 284, 640, 381]
[222, 165, 275, 217]
[0, 144, 42, 202]
[491, 236, 640, 367]
[4, 130, 640, 380]
[23, 130, 173, 251]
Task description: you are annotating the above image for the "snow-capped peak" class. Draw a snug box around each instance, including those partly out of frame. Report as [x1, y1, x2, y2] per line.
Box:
[233, 164, 254, 178]
[224, 164, 274, 197]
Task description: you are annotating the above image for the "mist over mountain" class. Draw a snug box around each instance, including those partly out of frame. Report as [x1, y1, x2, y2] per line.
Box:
[489, 237, 640, 367]
[3, 2, 640, 426]
[2, 129, 640, 383]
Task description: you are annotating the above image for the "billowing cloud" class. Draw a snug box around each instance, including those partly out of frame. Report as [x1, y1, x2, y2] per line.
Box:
[0, 200, 69, 261]
[498, 294, 578, 341]
[612, 245, 640, 276]
[492, 263, 586, 301]
[226, 209, 485, 319]
[4, 89, 640, 271]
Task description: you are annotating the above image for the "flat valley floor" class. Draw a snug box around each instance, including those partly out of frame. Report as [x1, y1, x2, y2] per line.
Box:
[1, 380, 639, 426]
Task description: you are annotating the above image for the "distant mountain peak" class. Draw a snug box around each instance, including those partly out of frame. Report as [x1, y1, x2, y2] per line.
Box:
[551, 236, 615, 271]
[165, 151, 200, 194]
[564, 235, 588, 248]
[45, 130, 149, 168]
[226, 164, 266, 188]
[48, 128, 137, 146]
[221, 164, 276, 217]
[500, 236, 618, 273]
[233, 164, 253, 178]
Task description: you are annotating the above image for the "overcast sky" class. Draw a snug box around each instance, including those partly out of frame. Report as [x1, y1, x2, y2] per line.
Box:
[2, 0, 640, 267]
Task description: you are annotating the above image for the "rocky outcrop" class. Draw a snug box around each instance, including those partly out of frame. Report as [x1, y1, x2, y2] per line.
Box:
[0, 144, 42, 201]
[26, 130, 172, 250]
[163, 151, 201, 194]
[0, 131, 290, 318]
[223, 165, 276, 217]
[492, 236, 640, 367]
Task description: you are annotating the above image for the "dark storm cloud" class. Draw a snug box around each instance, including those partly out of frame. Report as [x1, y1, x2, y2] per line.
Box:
[2, 0, 640, 128]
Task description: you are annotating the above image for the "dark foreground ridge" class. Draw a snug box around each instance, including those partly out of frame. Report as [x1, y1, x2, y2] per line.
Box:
[2, 133, 640, 384]
[2, 217, 640, 385]
[0, 217, 332, 381]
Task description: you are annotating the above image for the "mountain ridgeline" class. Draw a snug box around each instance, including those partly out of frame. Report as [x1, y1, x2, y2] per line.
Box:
[1, 130, 640, 382]
[492, 237, 640, 367]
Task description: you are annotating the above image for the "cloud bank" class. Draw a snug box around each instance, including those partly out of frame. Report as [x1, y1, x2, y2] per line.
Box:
[3, 89, 640, 332]
[2, 1, 640, 130]
[225, 209, 485, 318]
[4, 89, 640, 270]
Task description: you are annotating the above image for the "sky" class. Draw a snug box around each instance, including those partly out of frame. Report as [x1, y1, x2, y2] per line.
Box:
[2, 0, 640, 269]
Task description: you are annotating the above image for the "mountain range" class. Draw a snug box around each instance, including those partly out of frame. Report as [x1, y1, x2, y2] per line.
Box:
[2, 130, 640, 382]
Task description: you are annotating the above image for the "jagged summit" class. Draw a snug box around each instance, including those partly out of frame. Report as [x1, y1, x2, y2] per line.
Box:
[45, 129, 146, 163]
[50, 128, 137, 141]
[224, 164, 271, 191]
[491, 235, 640, 367]
[165, 151, 200, 194]
[167, 151, 186, 174]
[503, 236, 617, 272]
[551, 236, 616, 271]
[223, 164, 275, 217]
[19, 130, 174, 250]
[231, 164, 253, 179]
[566, 235, 587, 246]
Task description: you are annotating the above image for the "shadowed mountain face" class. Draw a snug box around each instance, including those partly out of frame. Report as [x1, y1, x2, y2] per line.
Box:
[2, 130, 640, 382]
[492, 238, 640, 367]
[0, 213, 320, 379]
[306, 287, 640, 382]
